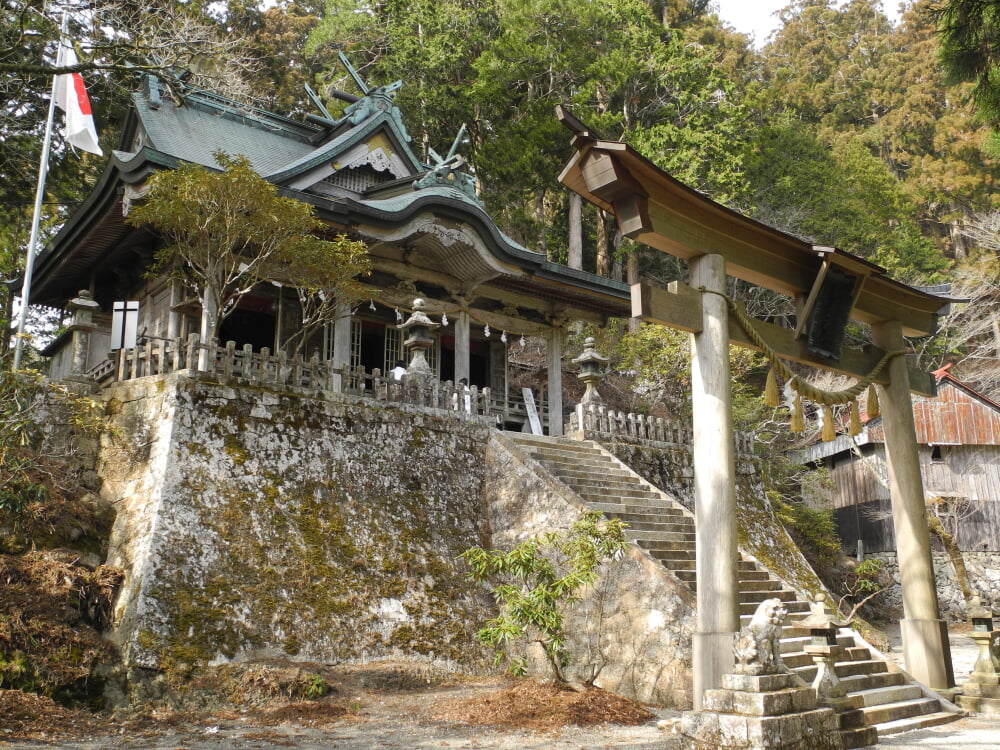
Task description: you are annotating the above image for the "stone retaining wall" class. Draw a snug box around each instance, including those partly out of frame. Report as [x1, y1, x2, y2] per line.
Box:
[869, 550, 1000, 620]
[98, 373, 496, 680]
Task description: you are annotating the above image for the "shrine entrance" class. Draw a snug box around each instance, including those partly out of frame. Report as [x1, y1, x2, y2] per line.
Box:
[557, 107, 955, 707]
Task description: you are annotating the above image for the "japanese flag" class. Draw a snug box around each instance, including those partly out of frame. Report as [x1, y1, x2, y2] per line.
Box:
[53, 43, 102, 156]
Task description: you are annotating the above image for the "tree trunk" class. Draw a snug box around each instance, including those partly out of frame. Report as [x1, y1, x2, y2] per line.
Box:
[198, 289, 220, 371]
[568, 192, 583, 270]
[1, 288, 12, 357]
[534, 189, 547, 258]
[926, 509, 972, 603]
[596, 209, 611, 277]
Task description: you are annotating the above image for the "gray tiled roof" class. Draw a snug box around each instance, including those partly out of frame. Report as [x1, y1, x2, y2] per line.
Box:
[133, 89, 315, 175]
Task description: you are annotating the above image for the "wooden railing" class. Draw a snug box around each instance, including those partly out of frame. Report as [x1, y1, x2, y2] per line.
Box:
[90, 334, 493, 419]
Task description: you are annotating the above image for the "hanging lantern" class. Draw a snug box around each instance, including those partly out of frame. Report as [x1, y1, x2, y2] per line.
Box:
[501, 330, 508, 343]
[484, 324, 491, 338]
[519, 334, 526, 348]
[395, 308, 403, 323]
[369, 299, 376, 311]
[441, 312, 448, 326]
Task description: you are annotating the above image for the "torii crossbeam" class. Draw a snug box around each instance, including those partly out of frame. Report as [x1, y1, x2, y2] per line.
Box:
[556, 106, 956, 706]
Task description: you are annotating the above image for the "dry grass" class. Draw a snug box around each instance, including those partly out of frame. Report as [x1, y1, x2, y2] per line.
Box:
[437, 680, 655, 731]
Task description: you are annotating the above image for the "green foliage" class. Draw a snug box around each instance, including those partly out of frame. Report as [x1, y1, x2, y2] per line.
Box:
[769, 490, 842, 572]
[0, 369, 104, 526]
[745, 118, 949, 282]
[126, 150, 370, 344]
[936, 0, 1000, 126]
[460, 511, 627, 682]
[851, 558, 885, 596]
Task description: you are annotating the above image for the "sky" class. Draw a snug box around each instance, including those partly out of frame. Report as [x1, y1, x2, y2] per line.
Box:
[712, 1, 903, 48]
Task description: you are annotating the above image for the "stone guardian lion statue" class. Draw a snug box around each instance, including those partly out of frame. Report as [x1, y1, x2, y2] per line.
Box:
[732, 597, 790, 676]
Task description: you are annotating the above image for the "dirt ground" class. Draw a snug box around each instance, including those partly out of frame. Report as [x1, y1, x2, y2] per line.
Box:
[0, 666, 684, 750]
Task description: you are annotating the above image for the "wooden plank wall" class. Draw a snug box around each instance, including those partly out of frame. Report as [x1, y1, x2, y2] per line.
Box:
[810, 444, 1000, 552]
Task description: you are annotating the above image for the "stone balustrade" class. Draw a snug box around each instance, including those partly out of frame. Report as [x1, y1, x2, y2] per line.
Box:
[91, 334, 493, 419]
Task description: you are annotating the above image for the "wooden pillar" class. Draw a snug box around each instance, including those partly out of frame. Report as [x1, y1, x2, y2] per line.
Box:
[167, 281, 180, 340]
[872, 321, 955, 689]
[455, 311, 471, 384]
[547, 326, 564, 436]
[690, 253, 739, 708]
[332, 301, 352, 392]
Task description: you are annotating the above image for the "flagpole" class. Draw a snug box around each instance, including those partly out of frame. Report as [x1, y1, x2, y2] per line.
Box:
[12, 13, 66, 371]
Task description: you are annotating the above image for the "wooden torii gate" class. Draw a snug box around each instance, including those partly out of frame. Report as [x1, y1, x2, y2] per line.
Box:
[556, 107, 955, 708]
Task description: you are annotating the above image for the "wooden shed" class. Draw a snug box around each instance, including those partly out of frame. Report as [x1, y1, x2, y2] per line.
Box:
[802, 365, 1000, 553]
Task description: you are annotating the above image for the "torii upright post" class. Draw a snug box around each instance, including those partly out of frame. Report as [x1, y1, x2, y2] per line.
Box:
[690, 254, 740, 707]
[874, 321, 955, 689]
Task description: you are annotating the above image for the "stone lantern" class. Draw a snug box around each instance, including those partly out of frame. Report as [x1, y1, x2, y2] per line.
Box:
[66, 290, 102, 381]
[957, 593, 1000, 715]
[398, 298, 440, 376]
[792, 594, 850, 705]
[789, 594, 877, 746]
[572, 337, 608, 405]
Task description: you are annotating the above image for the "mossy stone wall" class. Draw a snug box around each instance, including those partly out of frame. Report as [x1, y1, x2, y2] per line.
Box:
[98, 373, 494, 675]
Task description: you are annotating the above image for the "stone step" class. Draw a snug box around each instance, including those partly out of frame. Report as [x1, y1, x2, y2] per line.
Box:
[874, 711, 962, 736]
[510, 434, 601, 451]
[736, 570, 772, 582]
[516, 446, 608, 464]
[840, 725, 879, 750]
[850, 683, 923, 707]
[861, 697, 942, 726]
[638, 539, 695, 570]
[615, 519, 693, 533]
[616, 502, 689, 516]
[739, 580, 784, 593]
[655, 563, 695, 575]
[795, 660, 889, 683]
[779, 635, 855, 654]
[740, 588, 800, 604]
[626, 529, 696, 543]
[542, 472, 640, 490]
[522, 446, 616, 462]
[571, 486, 662, 502]
[639, 544, 695, 559]
[576, 490, 665, 506]
[587, 502, 684, 517]
[608, 510, 691, 524]
[739, 597, 808, 616]
[521, 453, 616, 471]
[839, 671, 906, 694]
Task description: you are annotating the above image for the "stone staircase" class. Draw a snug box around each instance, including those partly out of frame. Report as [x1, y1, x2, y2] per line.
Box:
[508, 432, 960, 741]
